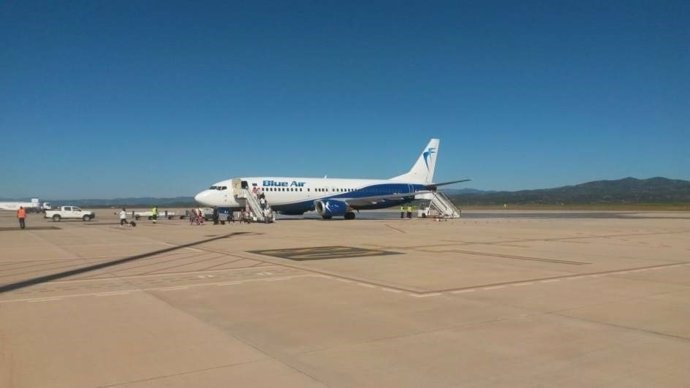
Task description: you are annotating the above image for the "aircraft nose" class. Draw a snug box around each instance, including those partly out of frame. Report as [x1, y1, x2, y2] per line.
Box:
[194, 190, 209, 205]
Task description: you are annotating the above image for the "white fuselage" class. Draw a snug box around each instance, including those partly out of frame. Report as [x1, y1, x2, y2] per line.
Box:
[195, 176, 424, 215]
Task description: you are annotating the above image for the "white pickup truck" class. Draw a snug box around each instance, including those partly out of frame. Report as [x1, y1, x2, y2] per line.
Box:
[45, 206, 96, 222]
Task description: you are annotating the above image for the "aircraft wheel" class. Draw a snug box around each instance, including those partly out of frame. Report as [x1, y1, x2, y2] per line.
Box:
[344, 212, 356, 220]
[322, 215, 332, 220]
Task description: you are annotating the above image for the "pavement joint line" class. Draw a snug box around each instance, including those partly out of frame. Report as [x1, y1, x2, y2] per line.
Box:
[7, 246, 688, 301]
[158, 286, 190, 291]
[0, 274, 320, 303]
[416, 248, 590, 265]
[426, 261, 688, 295]
[8, 265, 290, 285]
[96, 290, 133, 296]
[410, 292, 441, 298]
[27, 297, 64, 302]
[451, 289, 476, 294]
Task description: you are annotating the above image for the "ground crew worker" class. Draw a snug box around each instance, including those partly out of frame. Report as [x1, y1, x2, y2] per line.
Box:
[152, 206, 158, 224]
[406, 205, 413, 219]
[17, 206, 26, 229]
[119, 208, 129, 226]
[400, 205, 405, 218]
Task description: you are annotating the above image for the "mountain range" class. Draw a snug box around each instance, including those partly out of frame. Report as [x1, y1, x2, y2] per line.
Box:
[3, 177, 689, 208]
[446, 177, 690, 205]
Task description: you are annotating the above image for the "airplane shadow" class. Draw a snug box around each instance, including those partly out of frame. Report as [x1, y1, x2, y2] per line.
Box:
[0, 232, 253, 294]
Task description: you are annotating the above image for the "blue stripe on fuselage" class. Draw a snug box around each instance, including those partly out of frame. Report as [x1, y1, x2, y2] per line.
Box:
[271, 182, 425, 214]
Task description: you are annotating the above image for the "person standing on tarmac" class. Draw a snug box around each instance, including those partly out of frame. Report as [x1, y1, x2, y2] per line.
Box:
[400, 205, 405, 219]
[151, 206, 158, 224]
[17, 206, 26, 229]
[119, 208, 129, 226]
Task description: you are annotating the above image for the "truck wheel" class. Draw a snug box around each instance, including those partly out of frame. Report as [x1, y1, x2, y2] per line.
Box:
[82, 215, 91, 221]
[52, 215, 61, 222]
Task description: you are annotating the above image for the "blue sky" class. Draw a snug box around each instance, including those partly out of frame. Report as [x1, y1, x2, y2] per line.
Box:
[1, 0, 688, 199]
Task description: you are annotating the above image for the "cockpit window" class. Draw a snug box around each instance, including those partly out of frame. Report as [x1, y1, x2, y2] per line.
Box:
[209, 185, 217, 190]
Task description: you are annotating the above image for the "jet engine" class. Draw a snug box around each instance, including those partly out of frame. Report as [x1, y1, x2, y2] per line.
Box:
[314, 199, 349, 219]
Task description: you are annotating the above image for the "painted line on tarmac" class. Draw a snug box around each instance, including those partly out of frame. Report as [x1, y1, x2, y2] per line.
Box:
[0, 274, 319, 304]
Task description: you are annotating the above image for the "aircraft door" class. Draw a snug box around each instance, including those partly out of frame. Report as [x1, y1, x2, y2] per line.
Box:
[231, 179, 243, 197]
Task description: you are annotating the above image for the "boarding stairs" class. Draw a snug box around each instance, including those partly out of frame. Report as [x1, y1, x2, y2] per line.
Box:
[236, 189, 272, 223]
[429, 191, 461, 219]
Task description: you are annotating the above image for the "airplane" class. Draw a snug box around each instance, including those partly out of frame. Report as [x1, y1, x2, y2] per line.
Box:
[0, 198, 51, 212]
[194, 138, 469, 220]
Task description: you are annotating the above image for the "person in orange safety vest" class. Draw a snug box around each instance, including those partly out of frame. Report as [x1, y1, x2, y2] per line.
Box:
[17, 206, 27, 229]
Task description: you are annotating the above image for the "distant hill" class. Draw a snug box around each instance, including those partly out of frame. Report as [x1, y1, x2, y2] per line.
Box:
[448, 177, 690, 205]
[46, 197, 196, 208]
[6, 177, 688, 209]
[441, 188, 492, 195]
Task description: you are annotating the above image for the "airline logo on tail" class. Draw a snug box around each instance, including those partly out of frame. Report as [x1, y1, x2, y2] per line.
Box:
[423, 147, 436, 170]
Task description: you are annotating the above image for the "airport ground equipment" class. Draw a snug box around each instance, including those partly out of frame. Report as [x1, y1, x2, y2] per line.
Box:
[231, 179, 274, 223]
[45, 206, 96, 222]
[416, 192, 461, 219]
[134, 210, 181, 220]
[429, 191, 461, 218]
[0, 198, 51, 212]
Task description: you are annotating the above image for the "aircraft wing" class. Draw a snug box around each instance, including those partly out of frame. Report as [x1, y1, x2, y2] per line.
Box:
[333, 178, 470, 208]
[337, 193, 416, 208]
[424, 179, 471, 190]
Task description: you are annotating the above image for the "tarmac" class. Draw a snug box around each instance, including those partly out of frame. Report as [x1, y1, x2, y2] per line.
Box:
[1, 209, 689, 387]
